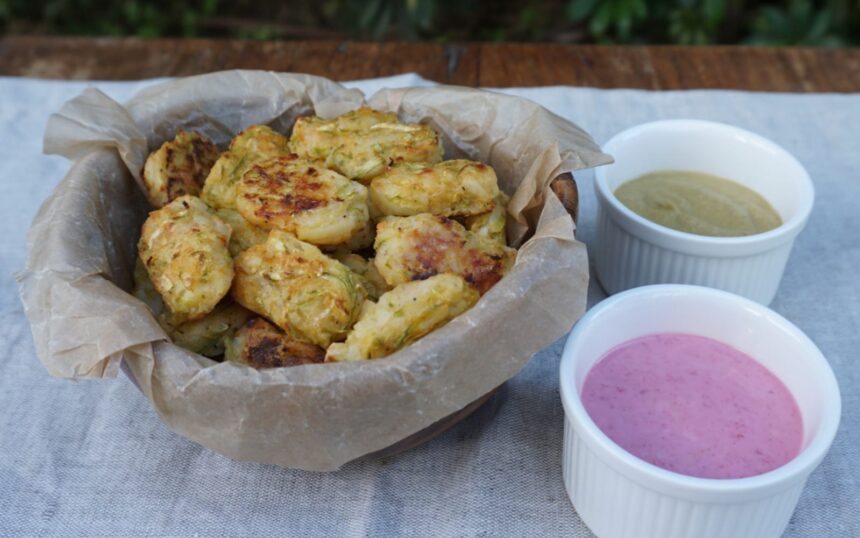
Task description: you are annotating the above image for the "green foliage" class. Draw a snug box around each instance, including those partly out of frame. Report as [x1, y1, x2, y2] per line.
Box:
[668, 0, 727, 45]
[747, 0, 847, 45]
[0, 0, 858, 46]
[0, 0, 219, 37]
[339, 0, 436, 40]
[563, 0, 858, 45]
[567, 0, 648, 43]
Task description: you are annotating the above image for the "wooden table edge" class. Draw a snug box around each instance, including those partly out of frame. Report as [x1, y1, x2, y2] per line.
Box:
[2, 36, 859, 92]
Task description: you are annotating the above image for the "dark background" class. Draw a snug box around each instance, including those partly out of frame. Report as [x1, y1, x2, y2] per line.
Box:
[1, 0, 858, 46]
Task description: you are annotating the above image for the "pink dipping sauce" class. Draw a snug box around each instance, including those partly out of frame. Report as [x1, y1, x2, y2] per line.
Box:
[581, 333, 803, 479]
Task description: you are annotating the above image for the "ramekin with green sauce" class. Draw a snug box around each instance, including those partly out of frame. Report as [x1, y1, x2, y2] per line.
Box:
[593, 119, 814, 305]
[614, 170, 782, 237]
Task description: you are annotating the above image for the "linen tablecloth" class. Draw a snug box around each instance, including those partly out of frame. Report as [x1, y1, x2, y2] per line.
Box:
[1, 73, 857, 537]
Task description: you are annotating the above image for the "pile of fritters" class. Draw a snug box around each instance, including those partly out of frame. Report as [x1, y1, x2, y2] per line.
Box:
[134, 108, 517, 369]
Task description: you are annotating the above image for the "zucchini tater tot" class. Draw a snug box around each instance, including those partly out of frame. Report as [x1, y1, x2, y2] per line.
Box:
[142, 130, 220, 208]
[138, 195, 233, 322]
[374, 213, 516, 295]
[464, 192, 510, 245]
[290, 107, 443, 183]
[236, 156, 370, 246]
[201, 125, 291, 209]
[370, 160, 499, 218]
[169, 302, 254, 357]
[231, 230, 367, 348]
[133, 257, 252, 356]
[325, 218, 376, 252]
[325, 274, 479, 362]
[214, 208, 268, 256]
[225, 318, 325, 369]
[330, 251, 391, 301]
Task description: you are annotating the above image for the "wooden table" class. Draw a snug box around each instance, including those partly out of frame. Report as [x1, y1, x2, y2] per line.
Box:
[2, 36, 859, 92]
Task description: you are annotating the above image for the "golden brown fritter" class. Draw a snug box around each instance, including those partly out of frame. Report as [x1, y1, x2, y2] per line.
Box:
[169, 301, 254, 357]
[201, 125, 291, 209]
[325, 218, 376, 252]
[325, 274, 479, 362]
[370, 160, 500, 218]
[329, 251, 391, 301]
[464, 192, 510, 245]
[132, 257, 252, 356]
[138, 195, 233, 322]
[289, 107, 444, 183]
[231, 230, 367, 348]
[373, 213, 516, 295]
[142, 130, 220, 208]
[214, 208, 269, 256]
[225, 318, 325, 369]
[236, 156, 369, 246]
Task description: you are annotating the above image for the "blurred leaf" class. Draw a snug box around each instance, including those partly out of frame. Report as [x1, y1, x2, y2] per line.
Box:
[749, 0, 845, 45]
[703, 0, 724, 21]
[0, 0, 856, 47]
[566, 0, 599, 22]
[582, 0, 649, 43]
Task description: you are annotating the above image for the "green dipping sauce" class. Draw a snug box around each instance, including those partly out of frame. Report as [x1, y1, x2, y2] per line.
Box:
[614, 171, 782, 237]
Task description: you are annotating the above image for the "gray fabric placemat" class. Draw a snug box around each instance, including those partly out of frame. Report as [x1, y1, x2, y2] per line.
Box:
[1, 74, 856, 537]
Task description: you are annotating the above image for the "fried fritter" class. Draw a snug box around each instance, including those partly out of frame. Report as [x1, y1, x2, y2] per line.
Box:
[330, 251, 391, 301]
[138, 195, 233, 322]
[373, 214, 516, 295]
[370, 160, 499, 218]
[289, 107, 444, 183]
[201, 125, 291, 209]
[464, 192, 510, 245]
[231, 230, 367, 348]
[325, 274, 479, 362]
[132, 257, 252, 356]
[142, 130, 220, 208]
[326, 218, 376, 252]
[169, 301, 254, 357]
[214, 208, 268, 256]
[236, 156, 370, 246]
[225, 318, 325, 369]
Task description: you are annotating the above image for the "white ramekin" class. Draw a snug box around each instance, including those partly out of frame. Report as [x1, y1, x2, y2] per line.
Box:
[593, 120, 814, 305]
[559, 285, 841, 538]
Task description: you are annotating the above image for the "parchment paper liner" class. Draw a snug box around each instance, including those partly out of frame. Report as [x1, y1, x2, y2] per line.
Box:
[19, 71, 611, 471]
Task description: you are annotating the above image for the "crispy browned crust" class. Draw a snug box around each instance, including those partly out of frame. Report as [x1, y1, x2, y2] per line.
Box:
[142, 130, 220, 208]
[200, 124, 291, 209]
[550, 173, 579, 223]
[411, 217, 502, 293]
[228, 318, 324, 368]
[375, 214, 516, 295]
[240, 156, 329, 222]
[236, 155, 369, 246]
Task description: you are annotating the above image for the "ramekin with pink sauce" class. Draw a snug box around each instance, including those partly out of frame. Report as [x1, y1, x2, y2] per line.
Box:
[559, 284, 840, 538]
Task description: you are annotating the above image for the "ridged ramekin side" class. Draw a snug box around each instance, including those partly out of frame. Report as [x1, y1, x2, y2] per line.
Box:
[562, 418, 806, 538]
[593, 206, 794, 305]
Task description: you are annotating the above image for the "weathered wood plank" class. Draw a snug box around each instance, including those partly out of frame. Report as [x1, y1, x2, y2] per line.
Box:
[1, 37, 858, 92]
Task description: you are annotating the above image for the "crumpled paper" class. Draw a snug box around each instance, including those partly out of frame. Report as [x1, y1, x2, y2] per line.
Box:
[18, 70, 612, 471]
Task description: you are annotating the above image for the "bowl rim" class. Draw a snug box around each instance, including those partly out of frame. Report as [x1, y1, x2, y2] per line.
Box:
[559, 284, 842, 500]
[593, 119, 815, 256]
